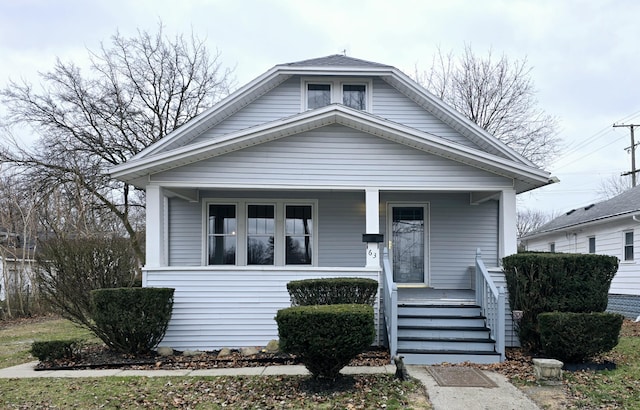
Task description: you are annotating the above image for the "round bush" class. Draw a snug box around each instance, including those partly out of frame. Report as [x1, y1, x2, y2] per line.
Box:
[539, 312, 623, 363]
[90, 287, 174, 354]
[275, 304, 375, 379]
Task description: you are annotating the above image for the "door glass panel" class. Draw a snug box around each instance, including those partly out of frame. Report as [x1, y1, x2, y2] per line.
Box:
[392, 207, 424, 283]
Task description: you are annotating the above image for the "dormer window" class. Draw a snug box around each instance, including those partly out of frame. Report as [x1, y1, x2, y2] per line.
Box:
[303, 78, 371, 111]
[307, 84, 331, 109]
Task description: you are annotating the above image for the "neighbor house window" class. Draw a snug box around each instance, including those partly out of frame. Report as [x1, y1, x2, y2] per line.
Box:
[624, 231, 634, 261]
[207, 204, 237, 265]
[588, 236, 596, 254]
[549, 242, 555, 252]
[247, 205, 275, 265]
[285, 205, 313, 265]
[207, 200, 315, 266]
[303, 78, 371, 111]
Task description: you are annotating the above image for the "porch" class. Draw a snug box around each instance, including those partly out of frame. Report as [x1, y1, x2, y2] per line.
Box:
[383, 248, 509, 365]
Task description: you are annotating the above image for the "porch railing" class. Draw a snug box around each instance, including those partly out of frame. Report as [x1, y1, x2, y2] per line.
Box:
[475, 248, 506, 361]
[381, 247, 397, 360]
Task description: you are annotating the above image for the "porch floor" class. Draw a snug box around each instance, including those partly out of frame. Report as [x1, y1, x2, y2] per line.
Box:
[397, 288, 475, 305]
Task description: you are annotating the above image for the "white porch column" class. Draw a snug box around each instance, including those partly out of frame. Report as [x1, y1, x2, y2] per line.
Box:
[145, 185, 167, 268]
[499, 188, 517, 260]
[365, 189, 380, 268]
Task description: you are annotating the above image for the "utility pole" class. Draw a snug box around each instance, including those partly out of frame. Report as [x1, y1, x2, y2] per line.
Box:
[613, 123, 640, 187]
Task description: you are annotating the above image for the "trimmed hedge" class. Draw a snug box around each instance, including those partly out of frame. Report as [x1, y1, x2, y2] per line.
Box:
[539, 312, 623, 362]
[90, 287, 174, 354]
[31, 339, 82, 362]
[502, 252, 618, 351]
[275, 304, 375, 379]
[287, 278, 378, 306]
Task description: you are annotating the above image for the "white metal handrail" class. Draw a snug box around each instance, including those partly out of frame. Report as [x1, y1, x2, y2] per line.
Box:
[475, 248, 506, 361]
[381, 247, 397, 361]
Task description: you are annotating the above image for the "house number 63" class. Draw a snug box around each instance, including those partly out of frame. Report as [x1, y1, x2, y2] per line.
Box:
[368, 249, 377, 258]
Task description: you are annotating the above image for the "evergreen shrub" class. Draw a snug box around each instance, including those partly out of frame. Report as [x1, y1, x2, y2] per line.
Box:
[538, 312, 623, 362]
[502, 252, 618, 351]
[287, 277, 378, 306]
[90, 287, 174, 354]
[275, 304, 375, 379]
[31, 339, 82, 362]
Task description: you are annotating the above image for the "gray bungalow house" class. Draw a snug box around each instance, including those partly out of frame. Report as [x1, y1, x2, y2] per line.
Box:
[521, 184, 640, 319]
[110, 55, 554, 364]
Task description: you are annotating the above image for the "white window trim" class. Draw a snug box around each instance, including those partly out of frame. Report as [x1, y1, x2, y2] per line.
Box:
[301, 77, 373, 112]
[203, 198, 318, 266]
[623, 230, 635, 262]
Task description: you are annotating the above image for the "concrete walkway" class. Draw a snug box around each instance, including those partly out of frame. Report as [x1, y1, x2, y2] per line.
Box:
[0, 362, 541, 409]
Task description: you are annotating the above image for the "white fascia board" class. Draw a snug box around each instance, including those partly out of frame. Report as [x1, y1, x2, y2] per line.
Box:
[384, 69, 536, 167]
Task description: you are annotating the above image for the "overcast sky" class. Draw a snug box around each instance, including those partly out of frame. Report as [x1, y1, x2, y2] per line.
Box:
[1, 0, 639, 215]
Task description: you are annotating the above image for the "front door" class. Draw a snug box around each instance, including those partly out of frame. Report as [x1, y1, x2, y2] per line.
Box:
[388, 204, 429, 285]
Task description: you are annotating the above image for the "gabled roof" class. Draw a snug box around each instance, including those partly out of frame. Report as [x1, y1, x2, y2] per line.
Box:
[523, 184, 640, 239]
[111, 55, 554, 193]
[110, 104, 552, 193]
[124, 55, 538, 166]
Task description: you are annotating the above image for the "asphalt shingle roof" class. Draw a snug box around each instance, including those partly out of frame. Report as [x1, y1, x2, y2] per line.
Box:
[283, 54, 393, 68]
[525, 184, 640, 236]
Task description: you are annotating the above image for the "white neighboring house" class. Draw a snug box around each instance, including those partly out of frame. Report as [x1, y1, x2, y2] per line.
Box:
[110, 55, 554, 364]
[520, 184, 640, 319]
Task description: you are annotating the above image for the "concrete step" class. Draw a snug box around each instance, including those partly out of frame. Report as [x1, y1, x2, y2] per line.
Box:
[398, 304, 482, 317]
[397, 337, 496, 351]
[397, 315, 486, 327]
[398, 349, 502, 365]
[398, 325, 491, 339]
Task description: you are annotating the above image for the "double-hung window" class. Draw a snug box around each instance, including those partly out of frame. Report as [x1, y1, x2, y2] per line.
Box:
[207, 204, 237, 265]
[304, 78, 371, 111]
[206, 200, 315, 266]
[588, 236, 596, 254]
[624, 231, 634, 261]
[549, 242, 555, 253]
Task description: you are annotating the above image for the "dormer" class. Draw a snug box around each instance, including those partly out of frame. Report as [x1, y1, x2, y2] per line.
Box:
[302, 77, 372, 111]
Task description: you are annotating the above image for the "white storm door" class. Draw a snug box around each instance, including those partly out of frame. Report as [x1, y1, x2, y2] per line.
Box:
[388, 204, 429, 285]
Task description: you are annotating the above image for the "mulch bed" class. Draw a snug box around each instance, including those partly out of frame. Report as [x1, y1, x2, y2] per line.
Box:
[35, 345, 390, 371]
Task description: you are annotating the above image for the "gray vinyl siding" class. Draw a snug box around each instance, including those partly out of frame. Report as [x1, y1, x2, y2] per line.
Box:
[379, 192, 499, 289]
[152, 125, 513, 189]
[371, 78, 479, 149]
[168, 198, 202, 266]
[192, 77, 301, 144]
[144, 267, 381, 350]
[489, 269, 520, 347]
[187, 76, 485, 150]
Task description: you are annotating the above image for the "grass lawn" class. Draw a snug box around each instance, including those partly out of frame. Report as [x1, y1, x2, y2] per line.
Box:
[0, 316, 95, 369]
[563, 331, 640, 408]
[0, 317, 431, 409]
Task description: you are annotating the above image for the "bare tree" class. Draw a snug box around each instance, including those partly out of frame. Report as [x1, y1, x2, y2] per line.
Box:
[416, 45, 560, 167]
[597, 175, 633, 200]
[0, 24, 233, 264]
[517, 208, 556, 239]
[0, 170, 42, 317]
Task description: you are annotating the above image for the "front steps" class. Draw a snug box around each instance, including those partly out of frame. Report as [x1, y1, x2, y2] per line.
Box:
[396, 304, 501, 365]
